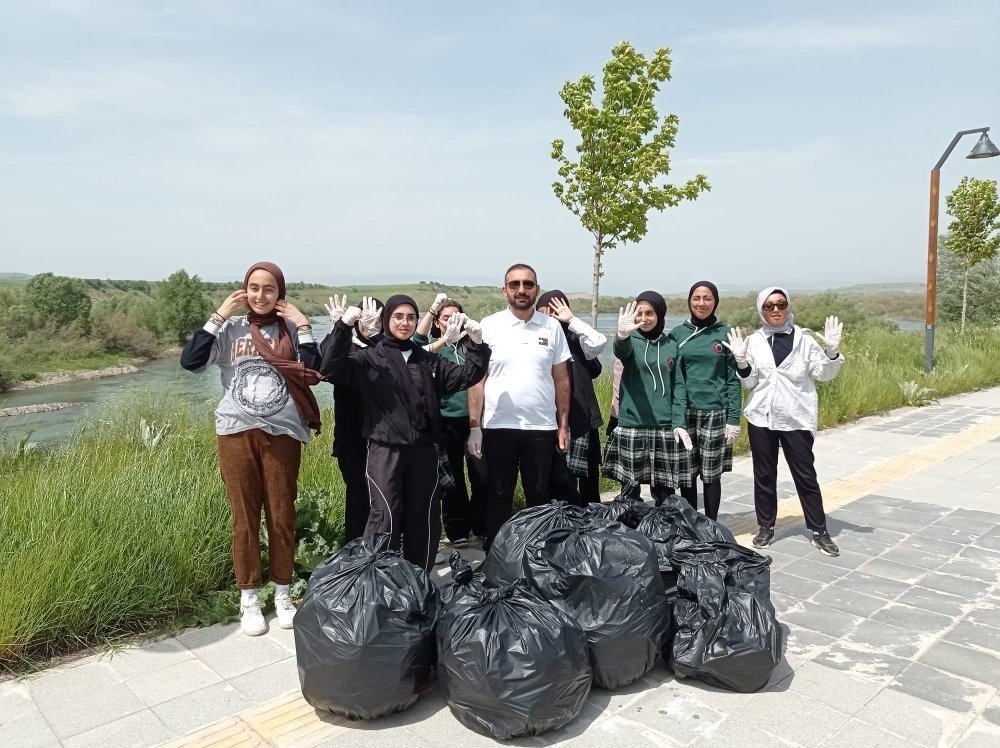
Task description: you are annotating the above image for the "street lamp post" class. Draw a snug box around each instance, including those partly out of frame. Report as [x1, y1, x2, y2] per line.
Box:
[925, 129, 1000, 374]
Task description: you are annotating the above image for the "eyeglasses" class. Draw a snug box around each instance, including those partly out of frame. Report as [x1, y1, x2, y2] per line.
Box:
[762, 301, 788, 312]
[505, 279, 537, 290]
[390, 313, 417, 324]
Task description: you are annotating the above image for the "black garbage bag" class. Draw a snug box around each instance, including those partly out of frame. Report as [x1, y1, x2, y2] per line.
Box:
[524, 522, 669, 690]
[482, 500, 593, 585]
[294, 534, 440, 719]
[437, 554, 592, 739]
[635, 495, 736, 593]
[585, 495, 651, 529]
[670, 542, 782, 692]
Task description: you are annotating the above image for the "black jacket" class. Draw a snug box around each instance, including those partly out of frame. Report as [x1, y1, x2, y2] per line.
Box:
[320, 321, 491, 447]
[567, 328, 604, 437]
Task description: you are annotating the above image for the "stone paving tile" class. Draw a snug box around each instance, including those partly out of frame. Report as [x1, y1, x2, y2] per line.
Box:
[150, 682, 254, 736]
[780, 557, 849, 584]
[784, 660, 881, 715]
[982, 693, 1000, 726]
[768, 572, 826, 601]
[937, 558, 1000, 583]
[957, 720, 1000, 747]
[0, 687, 60, 747]
[781, 625, 836, 662]
[27, 661, 146, 739]
[959, 545, 1000, 570]
[767, 535, 816, 558]
[101, 637, 194, 680]
[829, 534, 893, 557]
[916, 524, 981, 545]
[759, 550, 800, 571]
[935, 514, 992, 532]
[920, 571, 995, 598]
[920, 640, 1000, 688]
[896, 500, 953, 515]
[619, 687, 727, 745]
[779, 601, 863, 639]
[851, 494, 916, 509]
[877, 510, 937, 534]
[876, 545, 950, 571]
[227, 656, 299, 705]
[973, 533, 1000, 552]
[810, 585, 888, 619]
[869, 602, 956, 638]
[895, 534, 966, 559]
[179, 627, 292, 680]
[837, 570, 910, 600]
[61, 709, 173, 748]
[822, 718, 919, 748]
[951, 507, 1000, 524]
[945, 619, 1000, 654]
[813, 643, 910, 686]
[689, 716, 802, 748]
[895, 585, 971, 617]
[732, 688, 850, 746]
[844, 619, 926, 660]
[838, 527, 910, 549]
[125, 658, 223, 708]
[855, 687, 974, 747]
[966, 602, 1000, 630]
[856, 558, 927, 585]
[889, 662, 997, 715]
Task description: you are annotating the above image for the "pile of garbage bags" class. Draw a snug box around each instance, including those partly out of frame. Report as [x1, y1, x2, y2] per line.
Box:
[295, 499, 783, 738]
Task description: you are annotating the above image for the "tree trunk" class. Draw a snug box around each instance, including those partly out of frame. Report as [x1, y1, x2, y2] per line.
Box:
[961, 267, 969, 334]
[591, 237, 602, 327]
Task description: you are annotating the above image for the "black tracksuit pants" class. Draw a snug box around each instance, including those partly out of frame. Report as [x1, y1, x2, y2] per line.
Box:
[336, 438, 370, 543]
[483, 428, 556, 546]
[440, 416, 483, 541]
[364, 441, 441, 572]
[748, 423, 828, 533]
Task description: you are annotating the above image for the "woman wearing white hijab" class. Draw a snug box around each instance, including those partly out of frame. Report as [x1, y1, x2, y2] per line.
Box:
[724, 287, 844, 556]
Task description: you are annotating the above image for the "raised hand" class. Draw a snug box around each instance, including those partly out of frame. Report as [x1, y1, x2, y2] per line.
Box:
[360, 296, 382, 338]
[429, 292, 449, 315]
[617, 301, 640, 340]
[341, 305, 362, 327]
[816, 316, 843, 355]
[443, 312, 468, 345]
[324, 295, 347, 324]
[216, 290, 248, 320]
[721, 327, 748, 365]
[464, 318, 483, 344]
[547, 297, 575, 324]
[275, 299, 309, 327]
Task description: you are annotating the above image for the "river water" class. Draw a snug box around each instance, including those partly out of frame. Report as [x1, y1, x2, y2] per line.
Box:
[0, 313, 917, 445]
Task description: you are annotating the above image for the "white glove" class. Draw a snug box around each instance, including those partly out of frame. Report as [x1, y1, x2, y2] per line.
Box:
[721, 327, 748, 365]
[617, 301, 640, 340]
[443, 312, 467, 345]
[359, 296, 382, 338]
[341, 306, 362, 327]
[324, 295, 347, 324]
[674, 427, 693, 451]
[816, 315, 843, 356]
[466, 426, 483, 458]
[464, 318, 483, 344]
[429, 292, 449, 315]
[724, 424, 741, 445]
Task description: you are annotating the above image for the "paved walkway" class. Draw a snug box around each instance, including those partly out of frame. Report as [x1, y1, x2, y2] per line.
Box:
[5, 389, 1000, 746]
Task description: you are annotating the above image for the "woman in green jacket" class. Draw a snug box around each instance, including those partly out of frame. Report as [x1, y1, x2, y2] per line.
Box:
[669, 281, 741, 520]
[603, 290, 691, 504]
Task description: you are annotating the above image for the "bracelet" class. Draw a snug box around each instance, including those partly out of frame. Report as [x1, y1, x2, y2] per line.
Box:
[209, 312, 225, 326]
[297, 324, 313, 331]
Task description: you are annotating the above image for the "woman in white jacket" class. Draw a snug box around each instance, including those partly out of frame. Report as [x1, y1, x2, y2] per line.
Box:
[724, 286, 844, 556]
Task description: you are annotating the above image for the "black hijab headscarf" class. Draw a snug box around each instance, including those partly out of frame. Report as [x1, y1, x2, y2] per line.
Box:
[376, 294, 437, 435]
[635, 291, 667, 340]
[687, 280, 719, 329]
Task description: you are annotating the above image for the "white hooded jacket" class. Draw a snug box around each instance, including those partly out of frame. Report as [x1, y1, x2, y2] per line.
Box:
[740, 327, 843, 433]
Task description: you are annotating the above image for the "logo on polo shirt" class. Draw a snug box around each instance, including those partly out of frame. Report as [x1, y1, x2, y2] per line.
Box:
[538, 337, 549, 346]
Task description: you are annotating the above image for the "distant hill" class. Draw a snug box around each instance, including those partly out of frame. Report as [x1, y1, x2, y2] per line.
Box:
[0, 272, 32, 281]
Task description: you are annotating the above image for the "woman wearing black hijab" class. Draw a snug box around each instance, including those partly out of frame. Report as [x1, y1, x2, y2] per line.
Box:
[320, 294, 490, 571]
[668, 281, 741, 520]
[603, 291, 690, 503]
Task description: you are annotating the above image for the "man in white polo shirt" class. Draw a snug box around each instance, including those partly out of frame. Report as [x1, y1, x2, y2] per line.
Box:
[467, 263, 571, 550]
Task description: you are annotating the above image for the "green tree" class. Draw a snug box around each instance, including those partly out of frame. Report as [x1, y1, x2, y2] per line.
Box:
[24, 273, 92, 330]
[552, 42, 710, 325]
[942, 177, 1000, 333]
[938, 244, 1000, 327]
[158, 269, 211, 344]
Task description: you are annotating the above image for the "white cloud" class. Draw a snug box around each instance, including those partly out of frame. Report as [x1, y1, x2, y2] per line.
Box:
[682, 19, 942, 53]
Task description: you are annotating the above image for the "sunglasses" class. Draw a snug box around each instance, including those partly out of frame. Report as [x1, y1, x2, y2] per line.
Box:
[505, 279, 537, 290]
[762, 301, 788, 312]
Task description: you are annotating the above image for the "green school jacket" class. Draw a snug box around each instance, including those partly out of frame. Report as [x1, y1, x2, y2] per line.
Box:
[613, 331, 687, 429]
[669, 320, 741, 426]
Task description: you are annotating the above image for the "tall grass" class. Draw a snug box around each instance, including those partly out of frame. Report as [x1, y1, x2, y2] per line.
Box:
[3, 323, 1000, 670]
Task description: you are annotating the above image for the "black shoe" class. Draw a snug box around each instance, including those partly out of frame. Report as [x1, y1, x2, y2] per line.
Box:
[752, 527, 774, 548]
[812, 532, 840, 557]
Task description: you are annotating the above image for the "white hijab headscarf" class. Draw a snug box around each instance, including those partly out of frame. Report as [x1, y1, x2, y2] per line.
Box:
[756, 286, 794, 336]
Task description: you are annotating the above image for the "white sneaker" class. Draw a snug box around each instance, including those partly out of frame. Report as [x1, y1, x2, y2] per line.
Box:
[240, 599, 267, 636]
[274, 594, 297, 629]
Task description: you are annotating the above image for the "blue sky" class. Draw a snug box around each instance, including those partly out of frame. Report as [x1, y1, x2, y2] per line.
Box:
[1, 0, 999, 294]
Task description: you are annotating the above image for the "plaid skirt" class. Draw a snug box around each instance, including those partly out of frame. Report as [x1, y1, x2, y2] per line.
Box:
[684, 408, 733, 483]
[566, 432, 592, 477]
[436, 443, 456, 490]
[602, 426, 689, 488]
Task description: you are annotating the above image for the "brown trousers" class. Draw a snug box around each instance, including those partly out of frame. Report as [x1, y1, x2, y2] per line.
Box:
[217, 430, 301, 589]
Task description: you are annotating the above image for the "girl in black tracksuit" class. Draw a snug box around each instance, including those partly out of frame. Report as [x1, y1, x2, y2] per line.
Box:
[320, 294, 490, 571]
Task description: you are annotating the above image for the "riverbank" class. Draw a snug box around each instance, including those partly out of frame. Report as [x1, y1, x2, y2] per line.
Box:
[4, 347, 182, 393]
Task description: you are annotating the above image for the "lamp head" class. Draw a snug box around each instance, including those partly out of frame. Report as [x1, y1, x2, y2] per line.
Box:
[968, 132, 1000, 159]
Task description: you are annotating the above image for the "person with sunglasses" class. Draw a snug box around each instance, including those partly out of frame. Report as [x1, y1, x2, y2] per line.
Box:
[466, 264, 572, 551]
[669, 281, 741, 521]
[724, 286, 844, 556]
[320, 294, 490, 571]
